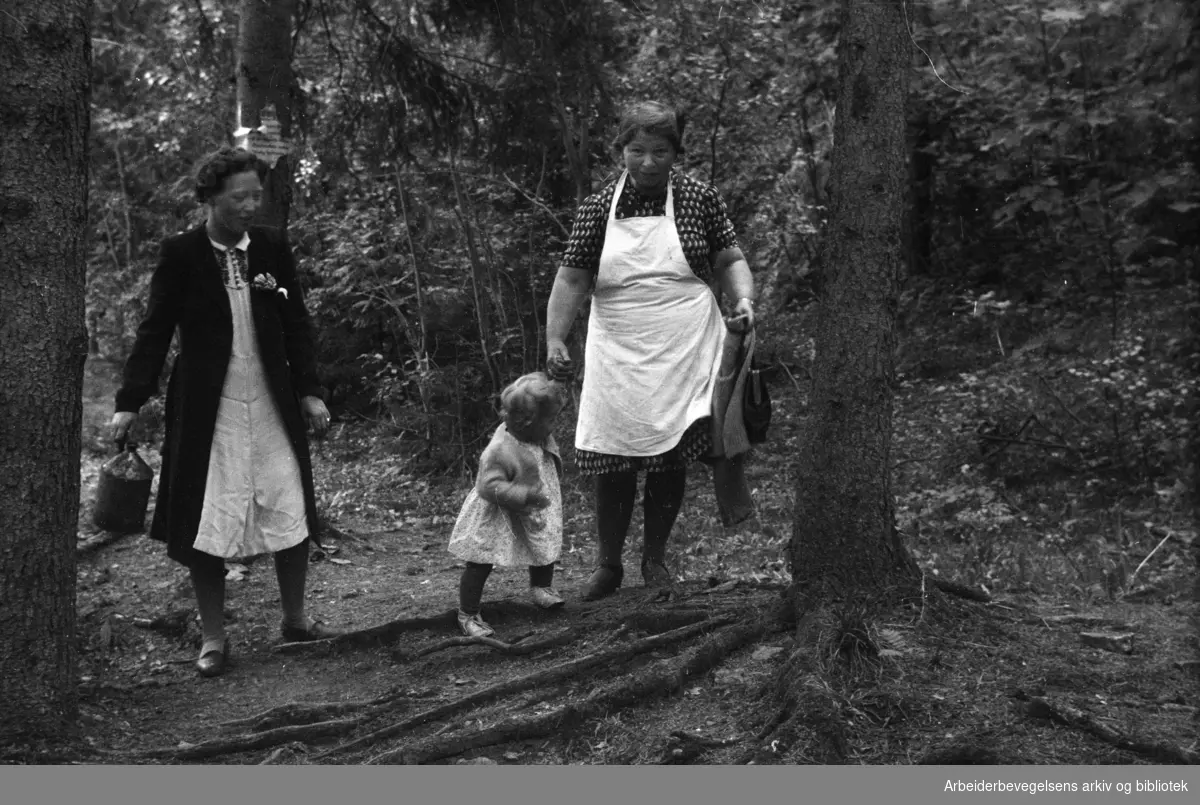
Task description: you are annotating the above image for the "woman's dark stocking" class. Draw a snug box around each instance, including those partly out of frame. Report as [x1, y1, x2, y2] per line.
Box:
[459, 562, 494, 615]
[583, 471, 637, 600]
[594, 471, 637, 567]
[188, 553, 227, 652]
[643, 468, 686, 567]
[274, 539, 310, 630]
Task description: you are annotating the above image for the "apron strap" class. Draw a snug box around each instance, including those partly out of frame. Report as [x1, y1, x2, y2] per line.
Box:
[607, 171, 675, 221]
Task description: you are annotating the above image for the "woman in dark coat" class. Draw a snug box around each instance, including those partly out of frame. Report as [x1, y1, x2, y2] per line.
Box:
[110, 147, 340, 678]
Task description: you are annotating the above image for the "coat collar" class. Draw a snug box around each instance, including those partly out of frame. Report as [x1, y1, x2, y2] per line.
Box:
[209, 230, 251, 253]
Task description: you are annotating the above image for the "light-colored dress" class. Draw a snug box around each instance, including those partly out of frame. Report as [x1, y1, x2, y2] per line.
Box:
[448, 425, 563, 567]
[191, 234, 309, 560]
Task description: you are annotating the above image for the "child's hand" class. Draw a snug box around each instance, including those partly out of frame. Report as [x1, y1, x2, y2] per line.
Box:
[524, 487, 551, 510]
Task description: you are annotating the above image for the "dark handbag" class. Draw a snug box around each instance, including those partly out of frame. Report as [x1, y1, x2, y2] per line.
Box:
[743, 357, 771, 444]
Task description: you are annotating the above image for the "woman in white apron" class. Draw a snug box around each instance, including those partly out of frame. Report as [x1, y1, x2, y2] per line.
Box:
[545, 101, 757, 600]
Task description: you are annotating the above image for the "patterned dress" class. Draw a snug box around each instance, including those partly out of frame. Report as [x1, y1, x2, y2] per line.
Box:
[561, 170, 740, 475]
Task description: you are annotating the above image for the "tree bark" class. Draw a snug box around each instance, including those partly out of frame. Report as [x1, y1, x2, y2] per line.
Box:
[789, 0, 917, 602]
[0, 0, 92, 742]
[237, 0, 297, 231]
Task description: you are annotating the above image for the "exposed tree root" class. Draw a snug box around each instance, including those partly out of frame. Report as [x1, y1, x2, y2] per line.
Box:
[930, 577, 990, 602]
[139, 718, 362, 761]
[77, 530, 131, 556]
[257, 742, 308, 765]
[275, 601, 557, 655]
[390, 628, 578, 663]
[314, 614, 738, 762]
[621, 607, 713, 634]
[219, 688, 415, 732]
[373, 618, 768, 764]
[1019, 694, 1200, 764]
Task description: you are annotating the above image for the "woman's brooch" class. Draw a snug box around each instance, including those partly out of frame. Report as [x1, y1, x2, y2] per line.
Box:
[251, 272, 289, 299]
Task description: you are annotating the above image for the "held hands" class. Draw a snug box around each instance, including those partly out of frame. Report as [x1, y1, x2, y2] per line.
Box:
[301, 395, 331, 436]
[724, 297, 755, 333]
[546, 341, 575, 382]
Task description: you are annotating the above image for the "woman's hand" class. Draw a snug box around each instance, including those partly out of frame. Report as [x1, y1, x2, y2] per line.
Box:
[301, 395, 331, 436]
[546, 340, 575, 382]
[725, 297, 755, 333]
[109, 411, 137, 446]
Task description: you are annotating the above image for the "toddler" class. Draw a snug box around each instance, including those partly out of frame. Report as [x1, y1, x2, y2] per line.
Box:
[448, 372, 567, 637]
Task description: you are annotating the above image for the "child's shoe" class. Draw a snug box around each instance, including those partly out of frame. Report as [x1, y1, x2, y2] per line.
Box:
[457, 610, 495, 638]
[530, 586, 565, 609]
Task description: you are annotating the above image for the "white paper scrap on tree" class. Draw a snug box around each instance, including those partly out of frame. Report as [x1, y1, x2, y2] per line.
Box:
[233, 105, 292, 169]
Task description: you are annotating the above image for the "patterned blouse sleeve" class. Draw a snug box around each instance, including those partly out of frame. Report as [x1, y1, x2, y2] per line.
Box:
[703, 184, 739, 256]
[559, 184, 614, 274]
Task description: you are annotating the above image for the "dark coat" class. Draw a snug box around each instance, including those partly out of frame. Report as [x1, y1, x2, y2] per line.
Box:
[116, 225, 324, 565]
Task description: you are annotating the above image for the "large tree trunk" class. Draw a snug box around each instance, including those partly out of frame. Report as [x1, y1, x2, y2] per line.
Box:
[789, 0, 917, 603]
[237, 0, 297, 231]
[0, 0, 92, 742]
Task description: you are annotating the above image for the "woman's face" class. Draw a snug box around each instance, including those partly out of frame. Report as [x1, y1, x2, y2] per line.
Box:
[621, 130, 677, 193]
[208, 170, 263, 236]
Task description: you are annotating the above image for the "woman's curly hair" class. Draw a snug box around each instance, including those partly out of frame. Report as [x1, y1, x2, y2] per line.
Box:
[194, 147, 267, 203]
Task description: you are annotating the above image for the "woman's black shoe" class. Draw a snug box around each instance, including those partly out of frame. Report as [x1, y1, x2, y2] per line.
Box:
[581, 565, 624, 601]
[196, 639, 229, 678]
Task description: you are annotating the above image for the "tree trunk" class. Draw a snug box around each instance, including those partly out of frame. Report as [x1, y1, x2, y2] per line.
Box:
[237, 0, 297, 231]
[0, 0, 92, 742]
[789, 0, 917, 603]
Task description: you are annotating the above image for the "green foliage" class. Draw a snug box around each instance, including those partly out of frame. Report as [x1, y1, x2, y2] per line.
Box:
[910, 0, 1197, 299]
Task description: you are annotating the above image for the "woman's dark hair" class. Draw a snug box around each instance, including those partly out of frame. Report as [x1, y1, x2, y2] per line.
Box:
[610, 101, 687, 155]
[194, 147, 268, 203]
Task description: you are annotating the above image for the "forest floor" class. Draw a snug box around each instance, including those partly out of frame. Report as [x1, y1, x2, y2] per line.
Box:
[26, 280, 1199, 766]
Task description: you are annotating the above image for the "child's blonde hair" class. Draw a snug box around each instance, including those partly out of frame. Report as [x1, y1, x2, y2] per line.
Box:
[500, 372, 566, 429]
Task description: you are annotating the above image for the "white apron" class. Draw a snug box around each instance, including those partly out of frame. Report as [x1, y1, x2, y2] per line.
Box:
[576, 172, 727, 456]
[192, 239, 309, 560]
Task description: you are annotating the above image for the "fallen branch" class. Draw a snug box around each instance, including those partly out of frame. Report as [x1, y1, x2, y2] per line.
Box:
[1021, 613, 1130, 630]
[315, 614, 736, 762]
[930, 577, 991, 602]
[621, 608, 713, 635]
[660, 730, 743, 764]
[978, 433, 1077, 454]
[1019, 694, 1199, 765]
[1126, 529, 1174, 591]
[378, 618, 768, 764]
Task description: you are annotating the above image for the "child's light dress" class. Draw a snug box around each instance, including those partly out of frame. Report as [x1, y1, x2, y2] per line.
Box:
[448, 424, 563, 567]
